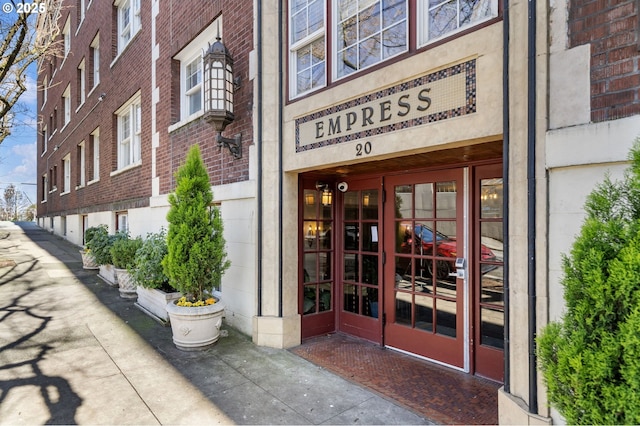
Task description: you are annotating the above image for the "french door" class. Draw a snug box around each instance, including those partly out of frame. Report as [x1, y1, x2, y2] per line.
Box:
[383, 169, 465, 368]
[337, 178, 383, 344]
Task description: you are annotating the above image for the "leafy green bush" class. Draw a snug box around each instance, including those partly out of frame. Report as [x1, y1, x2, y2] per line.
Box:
[84, 226, 104, 249]
[162, 145, 230, 302]
[537, 139, 640, 424]
[131, 230, 170, 289]
[110, 234, 143, 270]
[89, 228, 126, 266]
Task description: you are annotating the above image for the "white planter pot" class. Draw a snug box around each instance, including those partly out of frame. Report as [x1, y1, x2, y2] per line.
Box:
[135, 287, 181, 324]
[166, 299, 225, 351]
[80, 250, 99, 270]
[98, 264, 118, 287]
[115, 268, 137, 299]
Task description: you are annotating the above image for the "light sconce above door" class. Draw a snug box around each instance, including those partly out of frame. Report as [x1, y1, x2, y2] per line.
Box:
[315, 182, 332, 206]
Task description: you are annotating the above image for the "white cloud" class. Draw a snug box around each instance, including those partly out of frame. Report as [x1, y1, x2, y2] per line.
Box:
[10, 143, 37, 183]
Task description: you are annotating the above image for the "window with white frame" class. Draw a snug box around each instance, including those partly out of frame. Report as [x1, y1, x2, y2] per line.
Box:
[289, 0, 326, 98]
[78, 0, 85, 25]
[116, 212, 128, 233]
[63, 17, 70, 59]
[41, 174, 48, 202]
[42, 75, 48, 106]
[417, 0, 497, 45]
[78, 141, 86, 187]
[62, 154, 71, 193]
[116, 94, 141, 170]
[173, 21, 219, 122]
[78, 59, 86, 106]
[184, 58, 202, 117]
[90, 34, 99, 87]
[90, 128, 100, 181]
[335, 0, 408, 79]
[62, 84, 71, 127]
[288, 1, 497, 99]
[116, 0, 141, 54]
[41, 125, 47, 154]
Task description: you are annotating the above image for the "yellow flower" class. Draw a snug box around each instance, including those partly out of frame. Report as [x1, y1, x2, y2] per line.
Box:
[205, 298, 216, 305]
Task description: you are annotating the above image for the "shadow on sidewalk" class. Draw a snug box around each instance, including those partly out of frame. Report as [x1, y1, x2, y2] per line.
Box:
[0, 225, 83, 424]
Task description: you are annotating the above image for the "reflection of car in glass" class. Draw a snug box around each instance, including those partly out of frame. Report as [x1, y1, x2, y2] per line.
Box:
[400, 224, 497, 280]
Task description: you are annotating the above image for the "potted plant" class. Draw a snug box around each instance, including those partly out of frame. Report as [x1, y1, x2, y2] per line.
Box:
[86, 225, 118, 286]
[110, 234, 142, 299]
[80, 226, 101, 270]
[163, 144, 230, 350]
[132, 229, 181, 324]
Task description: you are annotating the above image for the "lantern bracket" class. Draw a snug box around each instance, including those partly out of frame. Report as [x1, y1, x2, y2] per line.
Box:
[217, 132, 242, 159]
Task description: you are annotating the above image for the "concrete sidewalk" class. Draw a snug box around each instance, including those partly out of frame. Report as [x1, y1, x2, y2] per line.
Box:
[0, 221, 431, 425]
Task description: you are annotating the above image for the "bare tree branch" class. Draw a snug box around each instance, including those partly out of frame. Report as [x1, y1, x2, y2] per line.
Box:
[0, 0, 63, 145]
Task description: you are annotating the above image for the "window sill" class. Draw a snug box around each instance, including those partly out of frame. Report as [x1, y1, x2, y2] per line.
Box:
[61, 122, 70, 133]
[168, 110, 204, 133]
[87, 178, 99, 186]
[75, 184, 85, 190]
[87, 85, 100, 98]
[110, 160, 142, 177]
[60, 190, 70, 196]
[49, 188, 57, 194]
[75, 101, 85, 113]
[40, 199, 47, 204]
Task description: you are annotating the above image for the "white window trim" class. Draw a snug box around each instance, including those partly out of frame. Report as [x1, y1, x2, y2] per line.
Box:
[41, 173, 48, 203]
[91, 34, 100, 88]
[115, 0, 141, 55]
[289, 1, 326, 99]
[62, 84, 71, 130]
[62, 154, 71, 195]
[62, 17, 71, 62]
[331, 0, 409, 82]
[77, 141, 86, 189]
[41, 125, 48, 156]
[172, 19, 221, 127]
[89, 128, 100, 183]
[115, 92, 142, 171]
[416, 0, 498, 48]
[42, 75, 48, 109]
[77, 59, 86, 111]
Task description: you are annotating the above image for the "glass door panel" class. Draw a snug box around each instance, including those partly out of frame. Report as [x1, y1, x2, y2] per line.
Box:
[338, 178, 382, 343]
[300, 186, 335, 338]
[473, 164, 504, 382]
[385, 169, 464, 368]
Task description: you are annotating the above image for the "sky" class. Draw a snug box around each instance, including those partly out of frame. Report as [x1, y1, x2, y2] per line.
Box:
[0, 61, 39, 206]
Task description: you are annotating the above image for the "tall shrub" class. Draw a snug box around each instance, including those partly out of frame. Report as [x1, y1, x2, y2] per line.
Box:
[162, 145, 230, 302]
[538, 139, 640, 424]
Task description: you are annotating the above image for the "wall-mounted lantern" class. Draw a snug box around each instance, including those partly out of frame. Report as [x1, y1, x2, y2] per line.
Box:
[203, 35, 242, 159]
[315, 182, 332, 206]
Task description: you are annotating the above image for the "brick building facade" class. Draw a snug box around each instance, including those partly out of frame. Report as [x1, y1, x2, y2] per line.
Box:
[36, 0, 640, 424]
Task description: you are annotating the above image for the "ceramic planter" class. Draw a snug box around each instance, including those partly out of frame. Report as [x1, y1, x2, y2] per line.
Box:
[135, 287, 181, 324]
[80, 250, 99, 270]
[98, 264, 118, 287]
[166, 299, 225, 351]
[115, 268, 137, 299]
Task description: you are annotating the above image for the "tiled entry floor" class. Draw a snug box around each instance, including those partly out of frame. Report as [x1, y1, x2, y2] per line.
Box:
[291, 333, 500, 425]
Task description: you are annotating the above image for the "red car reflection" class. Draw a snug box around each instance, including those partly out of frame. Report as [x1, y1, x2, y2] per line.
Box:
[400, 224, 497, 280]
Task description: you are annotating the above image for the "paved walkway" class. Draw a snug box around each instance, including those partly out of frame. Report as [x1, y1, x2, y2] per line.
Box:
[0, 221, 431, 425]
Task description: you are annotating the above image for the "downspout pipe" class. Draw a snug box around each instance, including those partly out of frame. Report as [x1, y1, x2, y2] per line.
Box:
[527, 0, 538, 414]
[278, 0, 284, 317]
[256, 0, 263, 317]
[502, 0, 511, 394]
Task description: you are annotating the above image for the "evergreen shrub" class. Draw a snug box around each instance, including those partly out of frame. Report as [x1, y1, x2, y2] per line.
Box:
[537, 139, 640, 424]
[162, 145, 230, 302]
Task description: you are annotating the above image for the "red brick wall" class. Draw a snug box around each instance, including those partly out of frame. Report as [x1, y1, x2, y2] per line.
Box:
[569, 0, 640, 121]
[37, 0, 254, 219]
[155, 0, 253, 195]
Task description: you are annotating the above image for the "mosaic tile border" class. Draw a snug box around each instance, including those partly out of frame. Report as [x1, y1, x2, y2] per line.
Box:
[295, 59, 477, 153]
